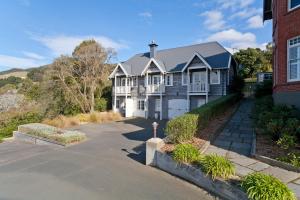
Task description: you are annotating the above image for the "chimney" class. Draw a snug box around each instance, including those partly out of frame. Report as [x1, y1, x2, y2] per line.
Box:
[149, 40, 158, 58]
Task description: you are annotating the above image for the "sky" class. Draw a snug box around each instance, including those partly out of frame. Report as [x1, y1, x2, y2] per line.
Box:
[0, 0, 272, 72]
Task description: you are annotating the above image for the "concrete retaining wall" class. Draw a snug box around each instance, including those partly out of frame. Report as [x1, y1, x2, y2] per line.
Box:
[154, 151, 248, 200]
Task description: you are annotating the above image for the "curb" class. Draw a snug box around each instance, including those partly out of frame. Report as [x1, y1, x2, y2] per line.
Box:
[155, 151, 248, 200]
[13, 131, 66, 147]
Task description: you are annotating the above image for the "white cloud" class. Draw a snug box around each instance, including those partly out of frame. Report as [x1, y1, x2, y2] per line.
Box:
[31, 35, 129, 56]
[205, 29, 266, 50]
[201, 10, 226, 31]
[247, 15, 264, 29]
[0, 54, 47, 69]
[230, 7, 263, 19]
[22, 51, 45, 60]
[139, 12, 152, 18]
[218, 0, 254, 10]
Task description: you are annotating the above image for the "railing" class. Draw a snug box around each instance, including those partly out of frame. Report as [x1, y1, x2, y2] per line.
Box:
[146, 84, 165, 93]
[113, 86, 131, 94]
[189, 83, 207, 93]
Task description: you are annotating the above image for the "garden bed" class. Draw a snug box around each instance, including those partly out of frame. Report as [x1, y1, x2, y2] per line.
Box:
[162, 102, 239, 153]
[17, 123, 86, 145]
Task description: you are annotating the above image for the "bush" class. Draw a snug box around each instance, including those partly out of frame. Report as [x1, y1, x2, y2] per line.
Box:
[95, 98, 108, 112]
[277, 153, 300, 168]
[165, 94, 241, 143]
[172, 144, 201, 163]
[266, 119, 285, 140]
[241, 172, 296, 200]
[277, 134, 296, 150]
[229, 76, 245, 94]
[255, 80, 273, 98]
[0, 112, 43, 138]
[197, 154, 235, 180]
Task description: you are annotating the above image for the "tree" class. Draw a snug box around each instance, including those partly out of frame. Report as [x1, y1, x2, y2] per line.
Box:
[233, 44, 272, 78]
[50, 40, 115, 113]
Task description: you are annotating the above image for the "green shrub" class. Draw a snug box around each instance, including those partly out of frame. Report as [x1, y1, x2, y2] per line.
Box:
[277, 153, 300, 168]
[165, 114, 199, 143]
[166, 94, 241, 143]
[277, 134, 296, 150]
[241, 172, 296, 200]
[266, 119, 285, 140]
[255, 80, 273, 98]
[0, 112, 43, 138]
[172, 144, 201, 163]
[95, 98, 108, 112]
[229, 76, 245, 94]
[197, 154, 235, 180]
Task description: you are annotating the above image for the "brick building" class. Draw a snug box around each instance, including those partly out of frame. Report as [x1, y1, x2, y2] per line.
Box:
[263, 0, 300, 109]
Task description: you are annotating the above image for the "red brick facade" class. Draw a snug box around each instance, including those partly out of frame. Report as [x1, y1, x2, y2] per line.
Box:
[272, 0, 300, 93]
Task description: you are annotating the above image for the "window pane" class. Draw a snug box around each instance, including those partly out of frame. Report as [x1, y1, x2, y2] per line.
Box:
[290, 62, 298, 79]
[291, 0, 300, 8]
[211, 70, 219, 84]
[290, 47, 298, 60]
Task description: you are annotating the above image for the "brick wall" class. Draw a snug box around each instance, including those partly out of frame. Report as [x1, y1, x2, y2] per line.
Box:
[273, 0, 300, 93]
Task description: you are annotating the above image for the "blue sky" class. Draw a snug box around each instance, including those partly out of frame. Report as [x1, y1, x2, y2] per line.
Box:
[0, 0, 272, 72]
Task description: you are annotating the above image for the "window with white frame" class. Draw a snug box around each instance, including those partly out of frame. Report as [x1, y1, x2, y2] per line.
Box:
[210, 70, 220, 84]
[137, 100, 145, 110]
[116, 99, 120, 109]
[288, 36, 300, 81]
[289, 0, 300, 10]
[182, 73, 187, 85]
[132, 77, 138, 86]
[165, 74, 173, 86]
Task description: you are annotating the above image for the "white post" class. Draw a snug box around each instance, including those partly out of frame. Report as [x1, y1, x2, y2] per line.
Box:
[187, 69, 190, 112]
[160, 74, 163, 120]
[146, 72, 149, 119]
[206, 68, 209, 104]
[114, 75, 117, 111]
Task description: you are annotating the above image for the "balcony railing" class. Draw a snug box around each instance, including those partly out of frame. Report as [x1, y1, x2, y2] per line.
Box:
[189, 83, 208, 93]
[113, 86, 131, 94]
[146, 84, 165, 94]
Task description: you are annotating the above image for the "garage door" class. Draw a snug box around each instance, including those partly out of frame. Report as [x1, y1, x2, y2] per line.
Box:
[168, 99, 188, 119]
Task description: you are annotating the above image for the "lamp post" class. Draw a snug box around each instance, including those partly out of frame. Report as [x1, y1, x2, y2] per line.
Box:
[152, 122, 159, 138]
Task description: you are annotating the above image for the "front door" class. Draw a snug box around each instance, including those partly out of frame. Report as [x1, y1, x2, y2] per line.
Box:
[192, 72, 206, 92]
[152, 75, 161, 92]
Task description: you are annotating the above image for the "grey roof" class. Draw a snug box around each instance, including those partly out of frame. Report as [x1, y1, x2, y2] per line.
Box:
[120, 41, 232, 76]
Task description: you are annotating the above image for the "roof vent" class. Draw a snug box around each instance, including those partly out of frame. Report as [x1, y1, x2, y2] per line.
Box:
[149, 40, 158, 58]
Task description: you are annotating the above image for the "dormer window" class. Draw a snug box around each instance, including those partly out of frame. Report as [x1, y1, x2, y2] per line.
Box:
[289, 0, 300, 11]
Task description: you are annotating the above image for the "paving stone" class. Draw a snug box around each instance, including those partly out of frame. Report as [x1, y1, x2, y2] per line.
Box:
[288, 183, 300, 199]
[231, 142, 251, 150]
[213, 140, 231, 149]
[262, 166, 300, 183]
[226, 151, 241, 159]
[229, 155, 257, 166]
[247, 162, 270, 171]
[235, 164, 254, 177]
[204, 146, 228, 157]
[293, 178, 300, 185]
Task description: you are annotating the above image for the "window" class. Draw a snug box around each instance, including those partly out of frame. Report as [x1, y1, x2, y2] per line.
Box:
[132, 77, 138, 86]
[210, 70, 220, 84]
[155, 99, 161, 112]
[137, 100, 145, 110]
[288, 36, 300, 81]
[116, 99, 120, 109]
[289, 0, 300, 10]
[165, 74, 173, 86]
[182, 73, 187, 85]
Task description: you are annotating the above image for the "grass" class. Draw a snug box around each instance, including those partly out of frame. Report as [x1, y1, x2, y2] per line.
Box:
[172, 144, 202, 163]
[241, 172, 296, 200]
[43, 111, 122, 128]
[18, 123, 86, 145]
[197, 154, 235, 180]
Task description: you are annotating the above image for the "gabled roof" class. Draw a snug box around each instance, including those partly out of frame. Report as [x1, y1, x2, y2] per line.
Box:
[263, 0, 272, 21]
[110, 41, 233, 77]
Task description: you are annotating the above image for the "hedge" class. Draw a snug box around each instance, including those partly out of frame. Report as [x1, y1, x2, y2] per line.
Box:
[165, 93, 241, 143]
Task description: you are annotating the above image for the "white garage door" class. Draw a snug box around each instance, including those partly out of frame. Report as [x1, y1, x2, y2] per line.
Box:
[168, 99, 188, 119]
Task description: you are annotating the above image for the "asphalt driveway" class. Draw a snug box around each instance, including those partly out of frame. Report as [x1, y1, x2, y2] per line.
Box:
[0, 118, 217, 200]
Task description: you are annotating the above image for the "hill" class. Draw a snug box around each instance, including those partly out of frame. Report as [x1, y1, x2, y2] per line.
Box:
[0, 68, 28, 79]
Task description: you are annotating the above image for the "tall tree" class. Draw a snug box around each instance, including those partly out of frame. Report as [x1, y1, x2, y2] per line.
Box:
[234, 44, 272, 78]
[50, 40, 115, 113]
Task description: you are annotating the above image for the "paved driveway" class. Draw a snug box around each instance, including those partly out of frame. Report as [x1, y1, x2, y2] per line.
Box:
[0, 118, 217, 200]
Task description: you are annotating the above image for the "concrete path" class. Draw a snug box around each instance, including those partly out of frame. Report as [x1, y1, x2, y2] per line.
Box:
[0, 118, 217, 200]
[206, 99, 300, 199]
